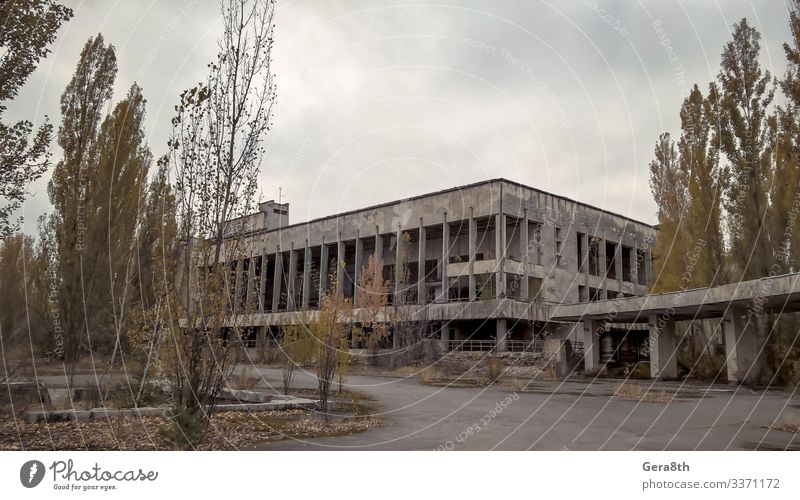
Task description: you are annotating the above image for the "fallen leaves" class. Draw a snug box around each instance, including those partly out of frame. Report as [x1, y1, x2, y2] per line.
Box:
[0, 409, 381, 450]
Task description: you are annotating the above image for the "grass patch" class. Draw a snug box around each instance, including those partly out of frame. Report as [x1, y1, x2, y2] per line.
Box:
[418, 366, 447, 385]
[613, 382, 674, 403]
[0, 408, 381, 450]
[772, 411, 800, 433]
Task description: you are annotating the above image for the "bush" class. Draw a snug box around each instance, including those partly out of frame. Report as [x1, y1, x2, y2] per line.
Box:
[482, 355, 504, 384]
[164, 405, 209, 449]
[418, 366, 446, 385]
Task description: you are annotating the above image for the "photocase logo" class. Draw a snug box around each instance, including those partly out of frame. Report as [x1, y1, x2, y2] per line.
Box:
[20, 460, 45, 488]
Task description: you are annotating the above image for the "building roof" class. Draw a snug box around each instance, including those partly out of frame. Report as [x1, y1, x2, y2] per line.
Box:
[258, 177, 657, 235]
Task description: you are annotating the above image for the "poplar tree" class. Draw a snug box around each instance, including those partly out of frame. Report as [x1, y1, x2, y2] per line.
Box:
[47, 35, 151, 367]
[47, 34, 117, 366]
[85, 84, 152, 364]
[771, 0, 800, 270]
[648, 132, 688, 292]
[679, 85, 725, 287]
[717, 18, 775, 281]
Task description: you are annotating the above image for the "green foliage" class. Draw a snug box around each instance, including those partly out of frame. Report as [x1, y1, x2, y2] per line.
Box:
[164, 404, 209, 449]
[0, 0, 72, 238]
[280, 317, 314, 395]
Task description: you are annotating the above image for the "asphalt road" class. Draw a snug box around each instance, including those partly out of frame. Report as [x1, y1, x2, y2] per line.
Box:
[247, 367, 800, 451]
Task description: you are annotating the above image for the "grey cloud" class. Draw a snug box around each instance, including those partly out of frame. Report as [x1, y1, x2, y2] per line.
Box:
[4, 0, 793, 233]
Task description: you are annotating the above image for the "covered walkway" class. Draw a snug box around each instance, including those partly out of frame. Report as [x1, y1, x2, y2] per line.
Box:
[549, 273, 800, 383]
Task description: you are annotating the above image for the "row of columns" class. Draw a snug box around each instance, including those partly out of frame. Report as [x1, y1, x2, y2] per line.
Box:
[230, 211, 549, 313]
[582, 307, 764, 384]
[578, 229, 651, 300]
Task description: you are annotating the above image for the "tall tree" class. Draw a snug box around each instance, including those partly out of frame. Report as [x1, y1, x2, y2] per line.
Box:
[649, 132, 689, 292]
[679, 84, 725, 287]
[137, 161, 177, 312]
[158, 0, 277, 445]
[85, 84, 152, 364]
[0, 0, 72, 238]
[46, 34, 117, 366]
[205, 0, 276, 264]
[717, 18, 775, 280]
[356, 255, 389, 363]
[771, 0, 800, 270]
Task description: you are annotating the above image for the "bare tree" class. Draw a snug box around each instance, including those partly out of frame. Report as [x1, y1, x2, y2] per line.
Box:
[280, 313, 313, 395]
[311, 276, 353, 424]
[356, 255, 389, 364]
[390, 232, 433, 364]
[158, 0, 276, 446]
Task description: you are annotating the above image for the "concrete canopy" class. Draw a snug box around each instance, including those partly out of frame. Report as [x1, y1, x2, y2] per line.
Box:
[549, 273, 800, 323]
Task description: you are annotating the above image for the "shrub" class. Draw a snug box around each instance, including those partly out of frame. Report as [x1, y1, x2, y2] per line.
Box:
[418, 365, 446, 385]
[482, 355, 504, 384]
[164, 404, 209, 449]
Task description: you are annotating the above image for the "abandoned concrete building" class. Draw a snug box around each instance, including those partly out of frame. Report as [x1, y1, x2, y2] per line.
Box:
[223, 178, 660, 363]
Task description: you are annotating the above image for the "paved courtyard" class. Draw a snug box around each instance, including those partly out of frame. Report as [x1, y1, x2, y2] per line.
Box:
[248, 367, 800, 451]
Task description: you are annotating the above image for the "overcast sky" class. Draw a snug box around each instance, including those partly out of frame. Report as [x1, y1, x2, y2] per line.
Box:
[6, 0, 795, 232]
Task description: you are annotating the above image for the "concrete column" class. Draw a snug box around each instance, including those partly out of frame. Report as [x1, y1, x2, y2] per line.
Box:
[548, 323, 573, 377]
[287, 245, 298, 311]
[723, 307, 765, 385]
[319, 242, 328, 297]
[495, 213, 506, 298]
[615, 239, 624, 296]
[648, 314, 678, 379]
[258, 254, 268, 312]
[418, 218, 426, 305]
[468, 208, 476, 301]
[251, 256, 260, 310]
[581, 230, 590, 283]
[644, 249, 653, 288]
[354, 233, 363, 307]
[233, 259, 244, 314]
[271, 250, 283, 313]
[374, 230, 383, 279]
[495, 318, 508, 352]
[440, 323, 450, 352]
[336, 237, 345, 293]
[394, 226, 403, 300]
[598, 231, 607, 279]
[578, 231, 587, 273]
[302, 243, 311, 309]
[583, 319, 603, 374]
[630, 236, 639, 285]
[242, 257, 253, 312]
[375, 227, 383, 260]
[441, 214, 449, 303]
[520, 211, 529, 301]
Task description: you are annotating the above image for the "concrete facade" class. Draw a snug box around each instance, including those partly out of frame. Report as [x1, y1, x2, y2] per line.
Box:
[220, 179, 657, 352]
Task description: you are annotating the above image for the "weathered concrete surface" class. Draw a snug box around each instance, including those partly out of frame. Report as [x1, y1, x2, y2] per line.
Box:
[25, 407, 166, 423]
[247, 368, 800, 451]
[216, 396, 317, 412]
[219, 387, 273, 403]
[551, 273, 800, 322]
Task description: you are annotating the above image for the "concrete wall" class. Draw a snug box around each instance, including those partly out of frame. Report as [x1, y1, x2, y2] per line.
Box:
[212, 179, 656, 327]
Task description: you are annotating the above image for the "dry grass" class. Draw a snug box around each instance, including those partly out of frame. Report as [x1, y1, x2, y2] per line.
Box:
[0, 410, 381, 450]
[393, 365, 421, 378]
[772, 411, 800, 433]
[482, 356, 504, 385]
[418, 366, 447, 385]
[613, 382, 674, 403]
[509, 377, 532, 392]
